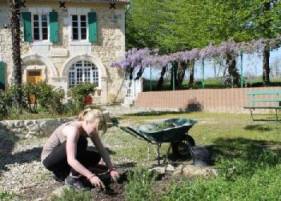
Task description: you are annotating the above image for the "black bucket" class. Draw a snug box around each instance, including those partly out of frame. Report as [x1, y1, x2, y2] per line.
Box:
[190, 146, 213, 167]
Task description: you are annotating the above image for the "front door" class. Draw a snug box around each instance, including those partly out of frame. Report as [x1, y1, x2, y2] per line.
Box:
[26, 70, 42, 104]
[26, 70, 42, 84]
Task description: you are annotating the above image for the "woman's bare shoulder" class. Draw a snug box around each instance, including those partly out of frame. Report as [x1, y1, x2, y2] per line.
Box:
[62, 121, 80, 138]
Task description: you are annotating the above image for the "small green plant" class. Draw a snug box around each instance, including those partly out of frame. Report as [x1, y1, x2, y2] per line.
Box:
[0, 191, 15, 201]
[0, 90, 11, 119]
[125, 169, 156, 201]
[51, 188, 92, 201]
[0, 85, 25, 119]
[34, 82, 65, 114]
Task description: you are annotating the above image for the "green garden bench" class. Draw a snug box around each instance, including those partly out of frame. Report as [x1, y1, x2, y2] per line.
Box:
[244, 89, 281, 121]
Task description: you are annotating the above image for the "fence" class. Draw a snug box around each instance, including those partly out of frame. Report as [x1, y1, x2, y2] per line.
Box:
[135, 87, 281, 113]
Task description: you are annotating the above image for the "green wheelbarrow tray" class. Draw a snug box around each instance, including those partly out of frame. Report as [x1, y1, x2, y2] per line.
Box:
[120, 118, 197, 165]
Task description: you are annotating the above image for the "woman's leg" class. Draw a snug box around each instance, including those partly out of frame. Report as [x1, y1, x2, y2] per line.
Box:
[77, 149, 101, 167]
[42, 136, 88, 180]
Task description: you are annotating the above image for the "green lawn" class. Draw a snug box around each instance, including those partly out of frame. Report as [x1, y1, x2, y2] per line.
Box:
[103, 112, 281, 201]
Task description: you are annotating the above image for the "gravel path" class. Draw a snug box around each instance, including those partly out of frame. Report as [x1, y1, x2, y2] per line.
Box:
[0, 128, 62, 201]
[0, 126, 131, 201]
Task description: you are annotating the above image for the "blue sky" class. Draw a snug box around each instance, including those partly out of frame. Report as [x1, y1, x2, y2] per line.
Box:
[142, 47, 281, 81]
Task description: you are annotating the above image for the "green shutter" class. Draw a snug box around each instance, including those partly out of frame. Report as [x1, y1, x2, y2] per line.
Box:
[88, 12, 97, 43]
[0, 62, 6, 90]
[21, 12, 32, 42]
[49, 11, 59, 43]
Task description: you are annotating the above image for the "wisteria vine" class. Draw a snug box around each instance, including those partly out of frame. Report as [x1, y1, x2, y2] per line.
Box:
[111, 36, 281, 72]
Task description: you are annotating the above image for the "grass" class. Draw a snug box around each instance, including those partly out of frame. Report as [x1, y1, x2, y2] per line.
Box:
[51, 188, 92, 201]
[101, 112, 281, 201]
[4, 111, 280, 200]
[0, 191, 16, 201]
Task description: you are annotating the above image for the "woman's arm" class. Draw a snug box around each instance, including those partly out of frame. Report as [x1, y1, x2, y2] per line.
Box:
[64, 127, 95, 180]
[90, 133, 114, 170]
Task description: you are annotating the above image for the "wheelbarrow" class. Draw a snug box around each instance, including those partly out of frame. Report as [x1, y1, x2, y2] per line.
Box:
[119, 118, 197, 165]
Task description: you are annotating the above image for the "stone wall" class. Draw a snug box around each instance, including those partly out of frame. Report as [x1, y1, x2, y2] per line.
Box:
[0, 111, 111, 138]
[0, 118, 74, 138]
[0, 5, 12, 88]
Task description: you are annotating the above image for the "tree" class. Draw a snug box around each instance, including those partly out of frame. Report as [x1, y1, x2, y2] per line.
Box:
[125, 0, 281, 88]
[9, 0, 23, 109]
[126, 0, 161, 49]
[254, 1, 280, 85]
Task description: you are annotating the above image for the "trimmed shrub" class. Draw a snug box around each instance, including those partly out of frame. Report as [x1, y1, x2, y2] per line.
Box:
[68, 83, 96, 112]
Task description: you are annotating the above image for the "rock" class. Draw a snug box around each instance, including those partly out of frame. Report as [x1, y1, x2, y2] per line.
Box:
[28, 123, 40, 132]
[26, 131, 38, 138]
[24, 120, 34, 127]
[166, 164, 175, 172]
[173, 164, 184, 176]
[173, 165, 217, 178]
[14, 120, 24, 128]
[150, 166, 166, 174]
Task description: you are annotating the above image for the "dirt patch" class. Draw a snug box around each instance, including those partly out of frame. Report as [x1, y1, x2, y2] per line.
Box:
[92, 182, 125, 201]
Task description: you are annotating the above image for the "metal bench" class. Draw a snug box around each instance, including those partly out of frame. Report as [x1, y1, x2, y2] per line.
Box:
[244, 90, 281, 121]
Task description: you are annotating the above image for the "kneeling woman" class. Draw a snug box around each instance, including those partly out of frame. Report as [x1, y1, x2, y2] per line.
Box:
[41, 108, 119, 189]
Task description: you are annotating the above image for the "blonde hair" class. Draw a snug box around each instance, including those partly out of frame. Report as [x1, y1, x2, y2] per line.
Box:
[78, 108, 107, 134]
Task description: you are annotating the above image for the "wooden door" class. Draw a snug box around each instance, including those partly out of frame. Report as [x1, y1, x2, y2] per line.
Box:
[26, 70, 42, 84]
[26, 70, 42, 103]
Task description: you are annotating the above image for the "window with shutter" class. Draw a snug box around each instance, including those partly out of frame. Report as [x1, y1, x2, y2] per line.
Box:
[0, 62, 6, 90]
[49, 11, 59, 43]
[22, 12, 32, 42]
[88, 12, 97, 43]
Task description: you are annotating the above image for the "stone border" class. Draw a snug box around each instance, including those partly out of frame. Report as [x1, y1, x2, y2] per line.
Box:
[0, 111, 111, 138]
[0, 117, 75, 138]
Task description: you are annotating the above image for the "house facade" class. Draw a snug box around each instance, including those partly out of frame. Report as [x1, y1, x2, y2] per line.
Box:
[0, 0, 128, 104]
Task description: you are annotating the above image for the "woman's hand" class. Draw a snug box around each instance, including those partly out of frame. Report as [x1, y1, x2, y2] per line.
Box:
[89, 175, 105, 189]
[110, 170, 120, 182]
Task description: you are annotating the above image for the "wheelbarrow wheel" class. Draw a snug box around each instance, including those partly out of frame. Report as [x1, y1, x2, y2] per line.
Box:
[171, 135, 195, 159]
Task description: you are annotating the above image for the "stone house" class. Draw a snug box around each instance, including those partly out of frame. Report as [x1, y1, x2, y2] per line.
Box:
[0, 0, 129, 104]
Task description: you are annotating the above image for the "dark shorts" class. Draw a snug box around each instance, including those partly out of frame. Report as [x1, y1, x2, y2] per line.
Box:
[42, 136, 101, 180]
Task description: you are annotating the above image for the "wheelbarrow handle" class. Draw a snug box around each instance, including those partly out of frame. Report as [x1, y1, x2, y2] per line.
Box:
[119, 126, 157, 144]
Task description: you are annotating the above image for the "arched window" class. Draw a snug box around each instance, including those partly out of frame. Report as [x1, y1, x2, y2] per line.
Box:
[68, 60, 99, 87]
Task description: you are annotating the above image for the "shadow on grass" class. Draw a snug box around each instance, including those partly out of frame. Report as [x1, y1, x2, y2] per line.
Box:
[0, 127, 42, 173]
[244, 124, 273, 131]
[123, 111, 189, 117]
[209, 137, 281, 178]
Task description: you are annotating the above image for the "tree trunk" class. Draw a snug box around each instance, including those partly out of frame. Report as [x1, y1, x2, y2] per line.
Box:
[170, 62, 178, 90]
[188, 60, 195, 87]
[176, 61, 187, 89]
[261, 1, 271, 86]
[10, 0, 22, 86]
[262, 43, 270, 86]
[9, 0, 23, 109]
[135, 67, 144, 80]
[226, 53, 240, 87]
[157, 66, 167, 90]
